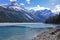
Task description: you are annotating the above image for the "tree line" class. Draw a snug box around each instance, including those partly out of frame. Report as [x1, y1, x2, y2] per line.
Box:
[45, 13, 60, 24]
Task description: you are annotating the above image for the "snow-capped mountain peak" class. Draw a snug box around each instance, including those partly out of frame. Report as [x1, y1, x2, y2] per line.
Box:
[8, 1, 24, 11]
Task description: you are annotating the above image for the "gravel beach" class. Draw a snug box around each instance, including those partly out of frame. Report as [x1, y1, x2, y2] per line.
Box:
[32, 26, 60, 40]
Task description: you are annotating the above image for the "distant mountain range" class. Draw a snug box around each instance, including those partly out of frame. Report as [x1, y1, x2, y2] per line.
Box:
[0, 1, 55, 22]
[30, 9, 55, 22]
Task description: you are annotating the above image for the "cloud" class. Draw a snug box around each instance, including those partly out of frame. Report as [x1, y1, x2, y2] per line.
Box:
[52, 5, 60, 13]
[56, 5, 60, 11]
[26, 0, 30, 4]
[20, 3, 24, 6]
[29, 5, 50, 11]
[10, 0, 17, 2]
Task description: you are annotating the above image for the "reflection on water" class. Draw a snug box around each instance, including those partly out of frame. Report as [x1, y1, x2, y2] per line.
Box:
[0, 23, 56, 40]
[0, 26, 46, 40]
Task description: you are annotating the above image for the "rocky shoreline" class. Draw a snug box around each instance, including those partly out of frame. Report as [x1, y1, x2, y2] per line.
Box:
[32, 26, 60, 40]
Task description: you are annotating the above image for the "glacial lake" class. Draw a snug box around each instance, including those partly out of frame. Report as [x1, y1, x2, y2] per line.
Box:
[0, 23, 56, 40]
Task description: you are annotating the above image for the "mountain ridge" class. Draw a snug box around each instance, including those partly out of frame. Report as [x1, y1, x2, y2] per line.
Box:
[0, 1, 55, 22]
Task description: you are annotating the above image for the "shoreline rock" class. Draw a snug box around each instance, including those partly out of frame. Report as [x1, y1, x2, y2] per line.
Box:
[32, 26, 60, 40]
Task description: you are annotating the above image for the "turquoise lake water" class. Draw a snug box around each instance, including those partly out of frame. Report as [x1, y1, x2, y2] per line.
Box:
[0, 23, 56, 40]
